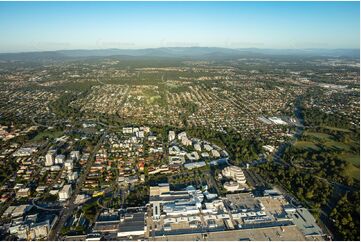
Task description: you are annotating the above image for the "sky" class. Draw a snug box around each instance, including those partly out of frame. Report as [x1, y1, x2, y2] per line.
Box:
[0, 1, 359, 53]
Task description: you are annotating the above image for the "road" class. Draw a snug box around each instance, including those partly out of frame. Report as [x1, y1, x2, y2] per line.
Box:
[272, 96, 304, 166]
[96, 185, 126, 210]
[243, 169, 266, 188]
[265, 97, 348, 239]
[31, 116, 49, 128]
[31, 199, 62, 212]
[48, 131, 107, 240]
[257, 97, 332, 238]
[276, 184, 333, 239]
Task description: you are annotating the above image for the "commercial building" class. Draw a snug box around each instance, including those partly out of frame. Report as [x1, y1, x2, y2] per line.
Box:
[222, 165, 247, 184]
[93, 211, 120, 233]
[223, 181, 243, 192]
[3, 205, 33, 218]
[149, 184, 203, 220]
[117, 212, 145, 239]
[9, 213, 58, 240]
[286, 208, 324, 239]
[147, 181, 325, 240]
[50, 165, 61, 171]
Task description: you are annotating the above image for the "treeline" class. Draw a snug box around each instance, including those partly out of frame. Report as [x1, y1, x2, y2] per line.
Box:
[256, 162, 331, 211]
[49, 92, 82, 118]
[185, 127, 263, 164]
[303, 107, 356, 130]
[330, 191, 360, 241]
[149, 125, 263, 164]
[301, 127, 359, 152]
[282, 145, 356, 187]
[125, 185, 149, 207]
[179, 101, 198, 114]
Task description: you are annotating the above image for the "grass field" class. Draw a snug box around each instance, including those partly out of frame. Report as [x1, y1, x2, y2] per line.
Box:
[146, 95, 162, 105]
[294, 141, 320, 151]
[304, 131, 333, 139]
[324, 141, 351, 151]
[338, 153, 360, 167]
[320, 125, 351, 133]
[32, 130, 63, 141]
[296, 128, 359, 181]
[343, 162, 360, 180]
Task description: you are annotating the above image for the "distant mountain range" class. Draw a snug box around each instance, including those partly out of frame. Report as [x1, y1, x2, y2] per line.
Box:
[0, 47, 359, 61]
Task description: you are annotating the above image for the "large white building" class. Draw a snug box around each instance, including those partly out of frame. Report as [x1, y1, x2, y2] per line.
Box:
[184, 161, 206, 170]
[211, 149, 220, 158]
[186, 151, 200, 161]
[181, 136, 192, 146]
[68, 171, 78, 182]
[177, 131, 187, 140]
[64, 160, 73, 171]
[222, 165, 247, 184]
[70, 151, 80, 161]
[58, 185, 72, 201]
[268, 117, 288, 125]
[203, 144, 213, 151]
[168, 156, 185, 165]
[55, 154, 65, 164]
[149, 184, 203, 220]
[45, 150, 56, 167]
[168, 131, 175, 142]
[193, 143, 202, 152]
[122, 127, 133, 134]
[223, 181, 242, 192]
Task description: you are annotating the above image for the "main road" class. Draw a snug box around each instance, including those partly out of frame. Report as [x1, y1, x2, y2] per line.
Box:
[266, 96, 351, 240]
[272, 96, 304, 166]
[48, 130, 108, 240]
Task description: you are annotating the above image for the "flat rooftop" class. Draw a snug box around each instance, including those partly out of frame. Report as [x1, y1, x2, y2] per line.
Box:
[149, 193, 191, 202]
[286, 208, 324, 237]
[258, 196, 288, 215]
[226, 193, 261, 211]
[93, 222, 119, 232]
[152, 224, 307, 241]
[118, 212, 145, 233]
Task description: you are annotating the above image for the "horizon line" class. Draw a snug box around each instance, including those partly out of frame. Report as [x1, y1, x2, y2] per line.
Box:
[0, 46, 360, 55]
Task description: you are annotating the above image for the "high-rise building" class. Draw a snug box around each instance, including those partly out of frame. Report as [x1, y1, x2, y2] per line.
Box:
[59, 185, 72, 201]
[55, 154, 65, 164]
[168, 131, 175, 142]
[45, 150, 56, 167]
[70, 151, 80, 161]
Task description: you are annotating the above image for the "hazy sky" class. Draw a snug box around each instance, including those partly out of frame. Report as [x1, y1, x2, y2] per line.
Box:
[0, 1, 359, 52]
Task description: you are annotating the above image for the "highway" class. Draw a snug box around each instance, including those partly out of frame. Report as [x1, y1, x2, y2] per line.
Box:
[48, 131, 107, 240]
